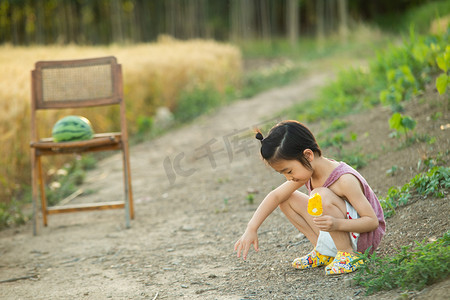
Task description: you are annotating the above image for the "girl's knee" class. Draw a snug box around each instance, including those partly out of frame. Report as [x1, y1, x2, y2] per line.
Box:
[311, 187, 337, 203]
[311, 187, 345, 215]
[279, 191, 307, 213]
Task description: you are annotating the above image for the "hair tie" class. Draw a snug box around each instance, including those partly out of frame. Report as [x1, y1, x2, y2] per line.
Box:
[255, 132, 264, 142]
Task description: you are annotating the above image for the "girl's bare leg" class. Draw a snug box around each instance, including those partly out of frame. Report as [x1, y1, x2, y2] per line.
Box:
[312, 187, 354, 253]
[279, 191, 320, 245]
[280, 187, 354, 254]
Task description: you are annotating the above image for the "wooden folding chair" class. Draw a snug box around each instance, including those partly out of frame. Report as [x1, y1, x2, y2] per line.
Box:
[30, 56, 134, 235]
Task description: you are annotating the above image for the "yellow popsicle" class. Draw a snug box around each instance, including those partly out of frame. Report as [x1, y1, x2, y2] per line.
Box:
[307, 193, 323, 217]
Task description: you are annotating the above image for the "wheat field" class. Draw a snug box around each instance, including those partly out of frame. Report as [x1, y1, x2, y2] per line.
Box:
[0, 37, 242, 201]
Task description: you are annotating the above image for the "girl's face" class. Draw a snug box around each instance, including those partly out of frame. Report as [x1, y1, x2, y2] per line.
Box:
[269, 159, 313, 185]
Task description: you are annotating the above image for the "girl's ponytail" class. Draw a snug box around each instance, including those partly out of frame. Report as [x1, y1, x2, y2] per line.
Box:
[255, 131, 264, 142]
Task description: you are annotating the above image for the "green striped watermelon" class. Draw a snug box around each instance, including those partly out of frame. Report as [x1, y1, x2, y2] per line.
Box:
[52, 115, 94, 142]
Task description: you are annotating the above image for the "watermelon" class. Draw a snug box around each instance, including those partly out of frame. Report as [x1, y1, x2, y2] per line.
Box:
[52, 115, 94, 142]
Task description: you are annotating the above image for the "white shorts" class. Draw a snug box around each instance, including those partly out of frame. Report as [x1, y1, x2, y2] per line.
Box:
[315, 200, 360, 257]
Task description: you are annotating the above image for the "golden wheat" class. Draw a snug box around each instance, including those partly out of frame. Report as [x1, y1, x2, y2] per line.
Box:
[0, 38, 242, 202]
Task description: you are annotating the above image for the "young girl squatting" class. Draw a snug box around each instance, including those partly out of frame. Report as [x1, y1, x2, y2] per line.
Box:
[234, 120, 385, 275]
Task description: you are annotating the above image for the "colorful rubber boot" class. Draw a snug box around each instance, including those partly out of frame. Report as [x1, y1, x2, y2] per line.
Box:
[325, 251, 364, 275]
[292, 248, 334, 270]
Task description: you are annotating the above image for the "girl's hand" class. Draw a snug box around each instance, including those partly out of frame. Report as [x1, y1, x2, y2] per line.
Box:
[234, 228, 259, 260]
[313, 215, 338, 232]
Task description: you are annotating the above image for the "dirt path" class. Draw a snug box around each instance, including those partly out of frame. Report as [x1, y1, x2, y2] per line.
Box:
[1, 68, 449, 300]
[0, 71, 330, 299]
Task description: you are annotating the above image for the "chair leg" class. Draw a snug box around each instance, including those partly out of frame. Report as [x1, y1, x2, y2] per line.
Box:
[126, 153, 134, 220]
[37, 156, 48, 227]
[31, 151, 39, 236]
[124, 147, 134, 220]
[122, 146, 134, 229]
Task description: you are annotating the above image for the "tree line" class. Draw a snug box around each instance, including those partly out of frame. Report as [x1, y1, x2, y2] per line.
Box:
[0, 0, 434, 45]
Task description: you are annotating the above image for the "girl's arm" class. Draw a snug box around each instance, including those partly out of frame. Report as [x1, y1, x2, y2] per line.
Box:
[234, 180, 303, 260]
[319, 174, 379, 233]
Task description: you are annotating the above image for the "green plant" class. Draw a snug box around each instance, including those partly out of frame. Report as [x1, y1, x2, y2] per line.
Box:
[239, 61, 302, 99]
[414, 132, 436, 145]
[355, 231, 450, 295]
[379, 65, 419, 112]
[318, 119, 349, 135]
[320, 133, 347, 150]
[410, 166, 450, 198]
[339, 149, 368, 170]
[380, 166, 450, 218]
[318, 120, 351, 149]
[79, 154, 97, 170]
[436, 45, 450, 95]
[246, 193, 255, 205]
[290, 29, 449, 124]
[389, 112, 417, 142]
[373, 1, 450, 34]
[137, 115, 154, 135]
[379, 85, 404, 112]
[431, 111, 442, 121]
[386, 165, 399, 176]
[373, 30, 448, 114]
[293, 67, 377, 122]
[315, 119, 368, 169]
[381, 185, 411, 218]
[0, 198, 28, 229]
[417, 152, 446, 171]
[46, 155, 97, 206]
[215, 197, 231, 214]
[173, 85, 224, 123]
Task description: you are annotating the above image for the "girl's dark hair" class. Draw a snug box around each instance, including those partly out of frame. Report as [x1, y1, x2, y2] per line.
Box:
[256, 120, 321, 169]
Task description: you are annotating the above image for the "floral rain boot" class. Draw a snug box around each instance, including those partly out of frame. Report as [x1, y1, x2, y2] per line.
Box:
[325, 251, 364, 275]
[292, 248, 334, 270]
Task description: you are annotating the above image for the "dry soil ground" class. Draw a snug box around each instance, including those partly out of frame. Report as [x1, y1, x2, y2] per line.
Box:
[0, 68, 449, 299]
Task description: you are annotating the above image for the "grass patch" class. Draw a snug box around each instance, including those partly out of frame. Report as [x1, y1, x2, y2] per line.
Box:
[315, 120, 368, 170]
[172, 61, 304, 123]
[355, 231, 450, 295]
[288, 28, 449, 123]
[0, 198, 28, 230]
[238, 61, 303, 99]
[238, 25, 388, 62]
[380, 166, 449, 218]
[292, 67, 379, 122]
[355, 165, 449, 294]
[373, 1, 450, 35]
[338, 148, 368, 170]
[173, 84, 225, 123]
[45, 155, 97, 207]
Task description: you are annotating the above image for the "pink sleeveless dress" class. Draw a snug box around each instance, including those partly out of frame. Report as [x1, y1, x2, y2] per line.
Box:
[306, 162, 386, 254]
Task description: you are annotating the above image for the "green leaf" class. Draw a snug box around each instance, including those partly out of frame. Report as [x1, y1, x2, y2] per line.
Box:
[379, 89, 389, 103]
[436, 74, 448, 95]
[412, 44, 429, 63]
[389, 113, 402, 131]
[400, 65, 415, 84]
[401, 116, 416, 131]
[436, 56, 447, 72]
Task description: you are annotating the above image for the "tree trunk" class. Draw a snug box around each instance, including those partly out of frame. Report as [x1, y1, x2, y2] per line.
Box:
[259, 0, 270, 41]
[316, 0, 325, 50]
[111, 0, 124, 43]
[229, 0, 240, 41]
[338, 0, 349, 42]
[287, 0, 299, 48]
[240, 0, 253, 41]
[166, 0, 176, 38]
